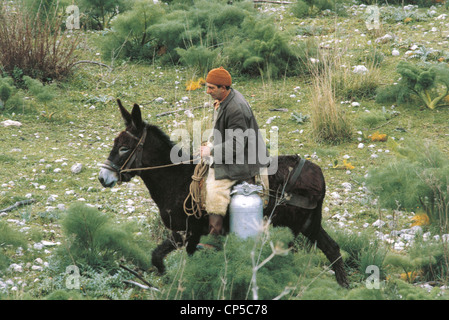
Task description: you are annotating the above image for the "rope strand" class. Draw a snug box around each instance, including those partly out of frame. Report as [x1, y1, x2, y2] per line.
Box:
[183, 160, 209, 219]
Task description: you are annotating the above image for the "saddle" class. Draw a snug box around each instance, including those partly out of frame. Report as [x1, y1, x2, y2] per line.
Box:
[184, 157, 316, 218]
[283, 158, 318, 210]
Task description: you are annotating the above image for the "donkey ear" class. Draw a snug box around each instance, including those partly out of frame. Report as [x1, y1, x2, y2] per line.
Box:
[117, 99, 132, 126]
[131, 103, 143, 129]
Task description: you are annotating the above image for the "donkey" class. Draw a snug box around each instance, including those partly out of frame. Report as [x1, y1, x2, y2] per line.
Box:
[98, 100, 349, 288]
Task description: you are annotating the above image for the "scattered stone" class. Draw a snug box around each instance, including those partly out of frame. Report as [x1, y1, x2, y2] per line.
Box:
[1, 120, 22, 127]
[71, 163, 83, 174]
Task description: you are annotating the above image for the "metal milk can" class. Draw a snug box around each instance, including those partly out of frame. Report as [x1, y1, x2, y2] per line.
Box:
[229, 182, 264, 239]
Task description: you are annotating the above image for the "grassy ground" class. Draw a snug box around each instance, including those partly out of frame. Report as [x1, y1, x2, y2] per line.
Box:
[1, 2, 449, 300]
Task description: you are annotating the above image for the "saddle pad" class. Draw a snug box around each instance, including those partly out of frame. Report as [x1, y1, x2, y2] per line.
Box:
[284, 158, 317, 210]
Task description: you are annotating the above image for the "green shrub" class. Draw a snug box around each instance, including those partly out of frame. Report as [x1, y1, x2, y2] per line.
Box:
[176, 46, 219, 75]
[384, 245, 448, 287]
[77, 0, 131, 30]
[103, 0, 316, 78]
[291, 0, 348, 18]
[56, 203, 151, 271]
[101, 0, 165, 62]
[365, 140, 449, 232]
[222, 15, 313, 78]
[376, 61, 449, 110]
[164, 227, 326, 300]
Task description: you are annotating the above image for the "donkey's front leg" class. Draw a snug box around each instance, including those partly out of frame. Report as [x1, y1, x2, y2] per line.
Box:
[151, 231, 184, 274]
[185, 231, 202, 255]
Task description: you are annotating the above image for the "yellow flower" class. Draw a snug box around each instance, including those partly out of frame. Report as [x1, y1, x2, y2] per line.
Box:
[400, 271, 420, 282]
[342, 159, 355, 170]
[369, 131, 388, 142]
[185, 77, 205, 91]
[332, 159, 355, 170]
[404, 17, 413, 23]
[411, 212, 430, 227]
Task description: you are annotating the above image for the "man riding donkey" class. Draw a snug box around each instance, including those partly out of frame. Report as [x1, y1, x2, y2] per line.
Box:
[200, 67, 270, 236]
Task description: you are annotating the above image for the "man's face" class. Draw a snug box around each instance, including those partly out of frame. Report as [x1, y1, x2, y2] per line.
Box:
[206, 83, 227, 101]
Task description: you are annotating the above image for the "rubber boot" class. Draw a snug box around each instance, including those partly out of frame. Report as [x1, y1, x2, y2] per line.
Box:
[208, 214, 224, 236]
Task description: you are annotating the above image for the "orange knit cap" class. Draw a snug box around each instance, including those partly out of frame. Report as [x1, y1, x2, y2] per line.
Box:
[206, 67, 232, 87]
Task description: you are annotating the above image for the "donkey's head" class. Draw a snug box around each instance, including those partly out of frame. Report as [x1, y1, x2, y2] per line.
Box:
[98, 99, 146, 188]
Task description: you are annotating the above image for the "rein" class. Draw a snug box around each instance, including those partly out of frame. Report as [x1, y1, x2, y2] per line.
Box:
[101, 127, 209, 219]
[101, 127, 195, 184]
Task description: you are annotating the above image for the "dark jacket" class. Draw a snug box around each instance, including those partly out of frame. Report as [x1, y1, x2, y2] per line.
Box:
[211, 88, 269, 180]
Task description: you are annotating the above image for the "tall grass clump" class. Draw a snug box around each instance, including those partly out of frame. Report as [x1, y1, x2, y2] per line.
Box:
[333, 62, 383, 101]
[331, 230, 387, 282]
[53, 203, 151, 272]
[0, 221, 27, 271]
[309, 56, 353, 144]
[365, 140, 449, 233]
[0, 1, 80, 82]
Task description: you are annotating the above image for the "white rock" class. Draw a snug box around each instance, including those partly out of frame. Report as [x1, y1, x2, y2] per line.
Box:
[392, 49, 400, 56]
[10, 264, 23, 273]
[372, 219, 385, 227]
[358, 143, 364, 149]
[266, 116, 278, 124]
[184, 110, 194, 118]
[1, 120, 22, 127]
[342, 182, 352, 191]
[71, 163, 83, 174]
[394, 242, 405, 251]
[41, 240, 57, 246]
[375, 34, 393, 43]
[330, 192, 340, 199]
[352, 65, 368, 74]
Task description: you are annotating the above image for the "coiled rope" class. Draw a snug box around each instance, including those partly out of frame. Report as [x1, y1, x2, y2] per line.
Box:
[183, 159, 209, 219]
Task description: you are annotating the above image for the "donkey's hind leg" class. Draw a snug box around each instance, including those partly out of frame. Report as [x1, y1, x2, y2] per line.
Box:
[311, 226, 349, 288]
[151, 231, 184, 274]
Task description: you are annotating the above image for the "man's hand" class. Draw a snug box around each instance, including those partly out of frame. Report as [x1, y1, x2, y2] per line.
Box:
[200, 145, 211, 158]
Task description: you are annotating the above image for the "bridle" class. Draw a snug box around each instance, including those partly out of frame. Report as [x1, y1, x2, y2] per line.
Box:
[101, 128, 147, 185]
[100, 127, 195, 185]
